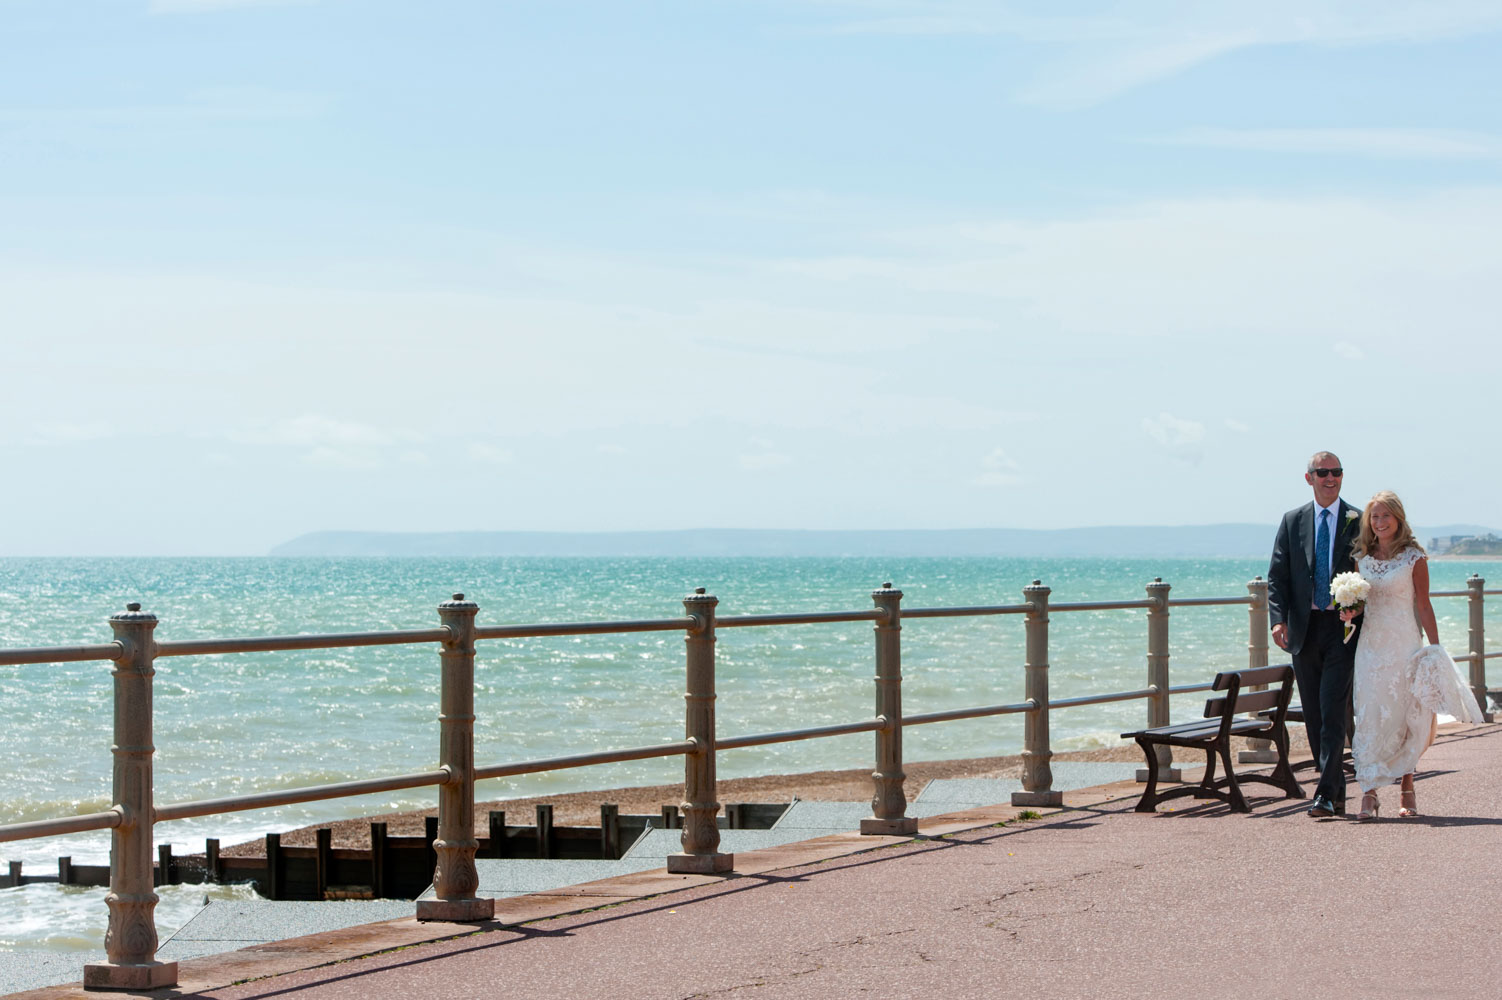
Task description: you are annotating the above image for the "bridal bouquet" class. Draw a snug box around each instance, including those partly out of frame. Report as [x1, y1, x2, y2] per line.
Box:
[1329, 571, 1371, 644]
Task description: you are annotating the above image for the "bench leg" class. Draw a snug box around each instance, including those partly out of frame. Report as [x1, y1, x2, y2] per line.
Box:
[1269, 725, 1305, 799]
[1196, 746, 1217, 798]
[1134, 737, 1161, 813]
[1219, 742, 1249, 813]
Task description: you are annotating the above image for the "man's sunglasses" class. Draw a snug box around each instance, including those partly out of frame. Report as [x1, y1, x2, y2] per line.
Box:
[1311, 468, 1343, 478]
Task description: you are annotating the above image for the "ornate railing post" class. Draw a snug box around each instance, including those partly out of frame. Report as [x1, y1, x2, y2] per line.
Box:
[1239, 576, 1278, 763]
[84, 604, 178, 990]
[1138, 578, 1181, 782]
[668, 588, 732, 873]
[1467, 575, 1494, 723]
[862, 583, 917, 835]
[417, 594, 494, 921]
[1013, 580, 1061, 806]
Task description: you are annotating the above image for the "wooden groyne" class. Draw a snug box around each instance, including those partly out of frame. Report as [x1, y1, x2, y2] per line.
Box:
[0, 801, 789, 900]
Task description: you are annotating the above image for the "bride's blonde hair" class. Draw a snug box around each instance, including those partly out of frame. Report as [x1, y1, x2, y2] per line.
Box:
[1353, 490, 1425, 559]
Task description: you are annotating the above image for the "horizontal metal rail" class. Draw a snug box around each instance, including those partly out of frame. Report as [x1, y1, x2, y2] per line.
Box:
[1050, 599, 1157, 612]
[904, 699, 1036, 726]
[475, 618, 697, 640]
[1166, 597, 1254, 607]
[157, 628, 453, 658]
[154, 769, 451, 823]
[1049, 686, 1158, 709]
[1168, 682, 1216, 695]
[716, 610, 885, 628]
[0, 643, 122, 666]
[904, 604, 1032, 619]
[1451, 651, 1502, 663]
[716, 718, 886, 751]
[0, 809, 121, 844]
[474, 740, 698, 781]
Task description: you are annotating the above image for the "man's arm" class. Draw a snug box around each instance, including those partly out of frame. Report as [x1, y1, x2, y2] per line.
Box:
[1267, 513, 1293, 650]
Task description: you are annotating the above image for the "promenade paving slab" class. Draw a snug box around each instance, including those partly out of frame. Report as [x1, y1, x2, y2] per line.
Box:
[9, 725, 1497, 999]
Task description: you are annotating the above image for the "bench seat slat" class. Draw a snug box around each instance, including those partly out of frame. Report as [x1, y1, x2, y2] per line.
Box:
[1122, 718, 1272, 740]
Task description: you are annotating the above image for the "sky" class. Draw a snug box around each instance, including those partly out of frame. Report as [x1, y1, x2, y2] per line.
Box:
[3, 1, 1501, 556]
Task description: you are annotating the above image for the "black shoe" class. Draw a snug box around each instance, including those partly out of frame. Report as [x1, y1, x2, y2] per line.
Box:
[1308, 795, 1337, 818]
[1333, 800, 1346, 816]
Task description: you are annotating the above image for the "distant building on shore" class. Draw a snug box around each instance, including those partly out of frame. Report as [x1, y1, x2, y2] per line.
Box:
[1432, 533, 1502, 556]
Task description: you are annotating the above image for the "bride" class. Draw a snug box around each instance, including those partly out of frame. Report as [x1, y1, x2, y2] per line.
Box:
[1341, 490, 1487, 821]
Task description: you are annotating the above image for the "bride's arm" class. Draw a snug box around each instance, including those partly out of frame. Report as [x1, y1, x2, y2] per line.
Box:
[1412, 555, 1440, 645]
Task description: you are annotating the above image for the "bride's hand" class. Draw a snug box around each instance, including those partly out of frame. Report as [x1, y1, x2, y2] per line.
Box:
[1339, 608, 1358, 623]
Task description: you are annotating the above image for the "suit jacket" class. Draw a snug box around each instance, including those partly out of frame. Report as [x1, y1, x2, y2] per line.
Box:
[1267, 499, 1361, 656]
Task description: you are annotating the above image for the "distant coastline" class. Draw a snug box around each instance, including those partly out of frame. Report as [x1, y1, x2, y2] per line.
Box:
[269, 523, 1499, 559]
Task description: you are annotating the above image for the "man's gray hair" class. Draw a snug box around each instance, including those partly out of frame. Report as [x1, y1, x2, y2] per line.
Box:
[1307, 451, 1340, 472]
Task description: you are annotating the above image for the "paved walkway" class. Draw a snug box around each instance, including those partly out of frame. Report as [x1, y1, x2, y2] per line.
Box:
[13, 724, 1502, 1000]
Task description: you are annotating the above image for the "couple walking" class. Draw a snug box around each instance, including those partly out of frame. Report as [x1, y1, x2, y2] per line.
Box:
[1268, 451, 1486, 821]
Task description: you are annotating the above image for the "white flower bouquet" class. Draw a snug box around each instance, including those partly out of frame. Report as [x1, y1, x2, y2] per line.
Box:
[1329, 571, 1370, 644]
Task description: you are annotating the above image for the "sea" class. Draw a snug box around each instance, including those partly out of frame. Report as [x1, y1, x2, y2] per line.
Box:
[1, 555, 1494, 954]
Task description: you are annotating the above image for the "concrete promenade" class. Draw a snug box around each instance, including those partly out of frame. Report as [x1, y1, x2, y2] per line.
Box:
[13, 723, 1502, 1000]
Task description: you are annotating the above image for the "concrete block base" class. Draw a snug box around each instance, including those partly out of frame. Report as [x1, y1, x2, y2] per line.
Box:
[1010, 790, 1064, 807]
[83, 959, 178, 991]
[1136, 767, 1183, 783]
[666, 851, 734, 875]
[1237, 749, 1279, 764]
[416, 897, 496, 923]
[859, 816, 919, 836]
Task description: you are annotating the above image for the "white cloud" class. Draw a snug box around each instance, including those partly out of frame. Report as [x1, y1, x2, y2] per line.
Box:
[1158, 127, 1502, 162]
[1143, 412, 1205, 464]
[149, 0, 312, 13]
[739, 438, 792, 471]
[975, 447, 1024, 486]
[226, 414, 423, 470]
[1143, 412, 1204, 447]
[777, 189, 1502, 344]
[812, 1, 1502, 107]
[1334, 341, 1365, 361]
[466, 443, 515, 465]
[1224, 418, 1251, 433]
[301, 446, 381, 470]
[0, 87, 332, 129]
[26, 421, 119, 444]
[232, 414, 410, 449]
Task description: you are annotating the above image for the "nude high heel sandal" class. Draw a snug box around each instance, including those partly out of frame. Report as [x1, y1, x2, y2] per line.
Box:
[1398, 788, 1419, 817]
[1357, 790, 1380, 821]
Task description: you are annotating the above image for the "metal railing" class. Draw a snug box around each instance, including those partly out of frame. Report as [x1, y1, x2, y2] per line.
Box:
[0, 574, 1495, 989]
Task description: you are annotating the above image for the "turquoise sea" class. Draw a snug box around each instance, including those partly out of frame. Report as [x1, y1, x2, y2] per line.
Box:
[2, 555, 1496, 953]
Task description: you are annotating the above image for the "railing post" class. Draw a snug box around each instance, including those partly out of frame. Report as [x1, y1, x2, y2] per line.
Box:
[1013, 580, 1062, 807]
[862, 583, 917, 835]
[1467, 575, 1494, 723]
[1137, 578, 1181, 783]
[1239, 576, 1278, 763]
[84, 604, 178, 991]
[668, 588, 732, 874]
[416, 593, 494, 922]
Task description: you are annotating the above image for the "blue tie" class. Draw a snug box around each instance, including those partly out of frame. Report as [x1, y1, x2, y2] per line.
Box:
[1314, 508, 1332, 610]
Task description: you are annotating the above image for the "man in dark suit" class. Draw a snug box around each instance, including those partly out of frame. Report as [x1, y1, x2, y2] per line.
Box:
[1268, 451, 1362, 818]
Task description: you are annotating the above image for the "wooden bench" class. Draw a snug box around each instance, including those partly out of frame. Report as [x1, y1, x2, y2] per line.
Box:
[1122, 664, 1303, 813]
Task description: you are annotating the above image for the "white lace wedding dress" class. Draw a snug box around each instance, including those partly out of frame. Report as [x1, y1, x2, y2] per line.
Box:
[1352, 547, 1487, 793]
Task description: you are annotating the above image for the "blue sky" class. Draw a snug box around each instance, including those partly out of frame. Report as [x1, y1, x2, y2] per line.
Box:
[3, 1, 1501, 555]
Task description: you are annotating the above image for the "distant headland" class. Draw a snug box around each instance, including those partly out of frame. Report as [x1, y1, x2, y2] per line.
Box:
[270, 524, 1498, 559]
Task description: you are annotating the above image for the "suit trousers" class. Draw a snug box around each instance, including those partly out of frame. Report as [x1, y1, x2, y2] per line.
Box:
[1292, 610, 1357, 804]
